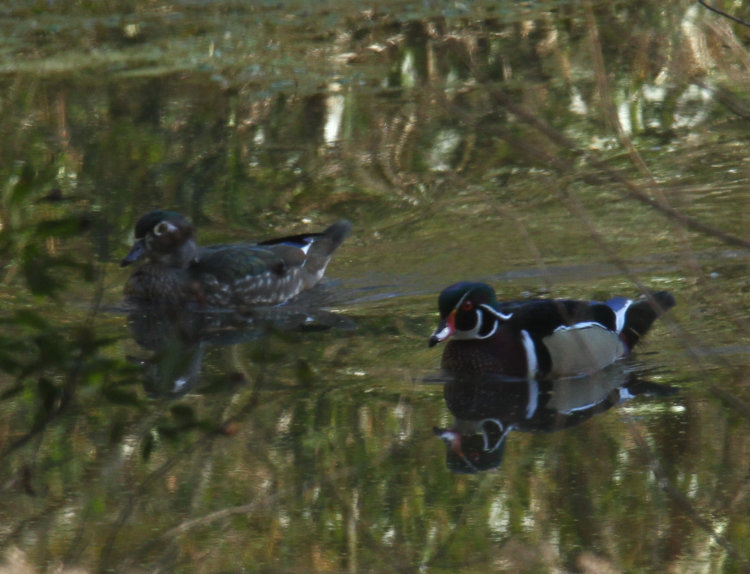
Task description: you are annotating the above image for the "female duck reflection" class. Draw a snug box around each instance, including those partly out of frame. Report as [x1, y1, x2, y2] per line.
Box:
[433, 367, 677, 474]
[126, 296, 355, 398]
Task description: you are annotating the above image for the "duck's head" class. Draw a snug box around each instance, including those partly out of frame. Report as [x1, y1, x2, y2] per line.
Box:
[121, 210, 197, 269]
[429, 282, 511, 347]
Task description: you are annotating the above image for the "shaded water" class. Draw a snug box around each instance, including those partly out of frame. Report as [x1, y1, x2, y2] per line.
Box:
[1, 1, 750, 572]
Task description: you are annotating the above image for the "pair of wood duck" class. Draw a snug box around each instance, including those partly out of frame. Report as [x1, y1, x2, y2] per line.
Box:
[122, 210, 675, 380]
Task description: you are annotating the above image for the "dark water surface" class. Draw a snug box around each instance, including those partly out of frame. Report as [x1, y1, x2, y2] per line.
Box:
[1, 1, 750, 572]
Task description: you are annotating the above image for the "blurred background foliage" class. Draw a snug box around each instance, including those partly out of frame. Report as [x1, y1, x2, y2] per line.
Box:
[0, 0, 749, 572]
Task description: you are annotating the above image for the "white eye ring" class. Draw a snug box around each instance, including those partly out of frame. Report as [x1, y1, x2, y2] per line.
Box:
[154, 221, 176, 236]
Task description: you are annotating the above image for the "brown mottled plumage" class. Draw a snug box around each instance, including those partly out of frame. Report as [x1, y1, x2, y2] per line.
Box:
[121, 211, 351, 307]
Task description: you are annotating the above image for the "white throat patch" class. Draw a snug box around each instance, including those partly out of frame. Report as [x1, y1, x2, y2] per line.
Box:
[451, 308, 484, 340]
[452, 309, 500, 340]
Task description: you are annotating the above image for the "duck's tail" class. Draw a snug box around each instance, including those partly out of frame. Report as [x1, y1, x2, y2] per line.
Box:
[317, 220, 353, 256]
[609, 290, 675, 351]
[259, 220, 352, 289]
[260, 220, 351, 255]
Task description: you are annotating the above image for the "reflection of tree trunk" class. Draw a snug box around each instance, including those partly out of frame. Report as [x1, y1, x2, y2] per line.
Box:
[346, 488, 358, 574]
[584, 0, 650, 176]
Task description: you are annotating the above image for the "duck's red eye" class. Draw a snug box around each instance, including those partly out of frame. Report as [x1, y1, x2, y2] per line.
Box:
[461, 300, 473, 311]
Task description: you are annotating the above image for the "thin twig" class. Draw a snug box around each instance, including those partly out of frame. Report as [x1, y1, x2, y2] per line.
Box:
[698, 0, 750, 28]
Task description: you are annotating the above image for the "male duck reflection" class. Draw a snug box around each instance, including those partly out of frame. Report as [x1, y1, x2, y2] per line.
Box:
[429, 281, 675, 379]
[121, 210, 352, 307]
[434, 368, 678, 473]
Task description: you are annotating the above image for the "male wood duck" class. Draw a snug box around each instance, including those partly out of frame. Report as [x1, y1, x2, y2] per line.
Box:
[121, 210, 352, 307]
[429, 281, 675, 380]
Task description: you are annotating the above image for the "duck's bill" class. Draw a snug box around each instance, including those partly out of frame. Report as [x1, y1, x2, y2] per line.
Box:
[428, 314, 455, 347]
[120, 239, 147, 267]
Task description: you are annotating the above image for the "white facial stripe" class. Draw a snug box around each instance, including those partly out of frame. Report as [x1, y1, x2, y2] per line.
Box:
[480, 303, 513, 321]
[451, 308, 482, 340]
[478, 418, 506, 452]
[478, 316, 498, 339]
[613, 300, 632, 333]
[451, 307, 500, 341]
[477, 418, 515, 453]
[154, 220, 178, 236]
[455, 289, 473, 310]
[526, 378, 539, 418]
[521, 329, 538, 379]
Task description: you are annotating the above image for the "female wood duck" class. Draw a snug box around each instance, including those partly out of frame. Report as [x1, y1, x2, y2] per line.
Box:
[429, 281, 675, 379]
[121, 210, 351, 307]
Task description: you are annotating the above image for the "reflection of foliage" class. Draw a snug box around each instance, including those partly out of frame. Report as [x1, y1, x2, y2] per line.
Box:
[0, 161, 87, 296]
[0, 1, 749, 573]
[0, 309, 135, 455]
[0, 162, 138, 462]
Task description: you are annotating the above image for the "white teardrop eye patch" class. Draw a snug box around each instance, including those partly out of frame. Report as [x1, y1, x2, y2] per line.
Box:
[154, 221, 176, 236]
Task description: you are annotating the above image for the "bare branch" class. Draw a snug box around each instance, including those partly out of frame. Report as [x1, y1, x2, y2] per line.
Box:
[698, 0, 750, 28]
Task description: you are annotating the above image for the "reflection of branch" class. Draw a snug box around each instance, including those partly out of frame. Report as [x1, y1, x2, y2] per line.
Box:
[471, 69, 750, 250]
[693, 79, 750, 120]
[584, 0, 650, 176]
[625, 415, 749, 569]
[118, 428, 412, 574]
[698, 0, 750, 28]
[102, 381, 265, 572]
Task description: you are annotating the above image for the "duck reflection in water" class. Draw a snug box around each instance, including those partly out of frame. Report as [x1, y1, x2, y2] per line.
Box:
[126, 287, 356, 398]
[434, 366, 678, 474]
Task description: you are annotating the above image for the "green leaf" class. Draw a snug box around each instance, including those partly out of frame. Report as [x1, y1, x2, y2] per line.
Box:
[108, 416, 128, 445]
[170, 404, 196, 426]
[10, 309, 51, 331]
[34, 333, 69, 367]
[22, 244, 63, 297]
[102, 386, 141, 406]
[141, 432, 155, 461]
[37, 376, 60, 416]
[8, 163, 37, 210]
[295, 358, 316, 386]
[34, 215, 92, 239]
[1, 383, 25, 400]
[156, 424, 180, 440]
